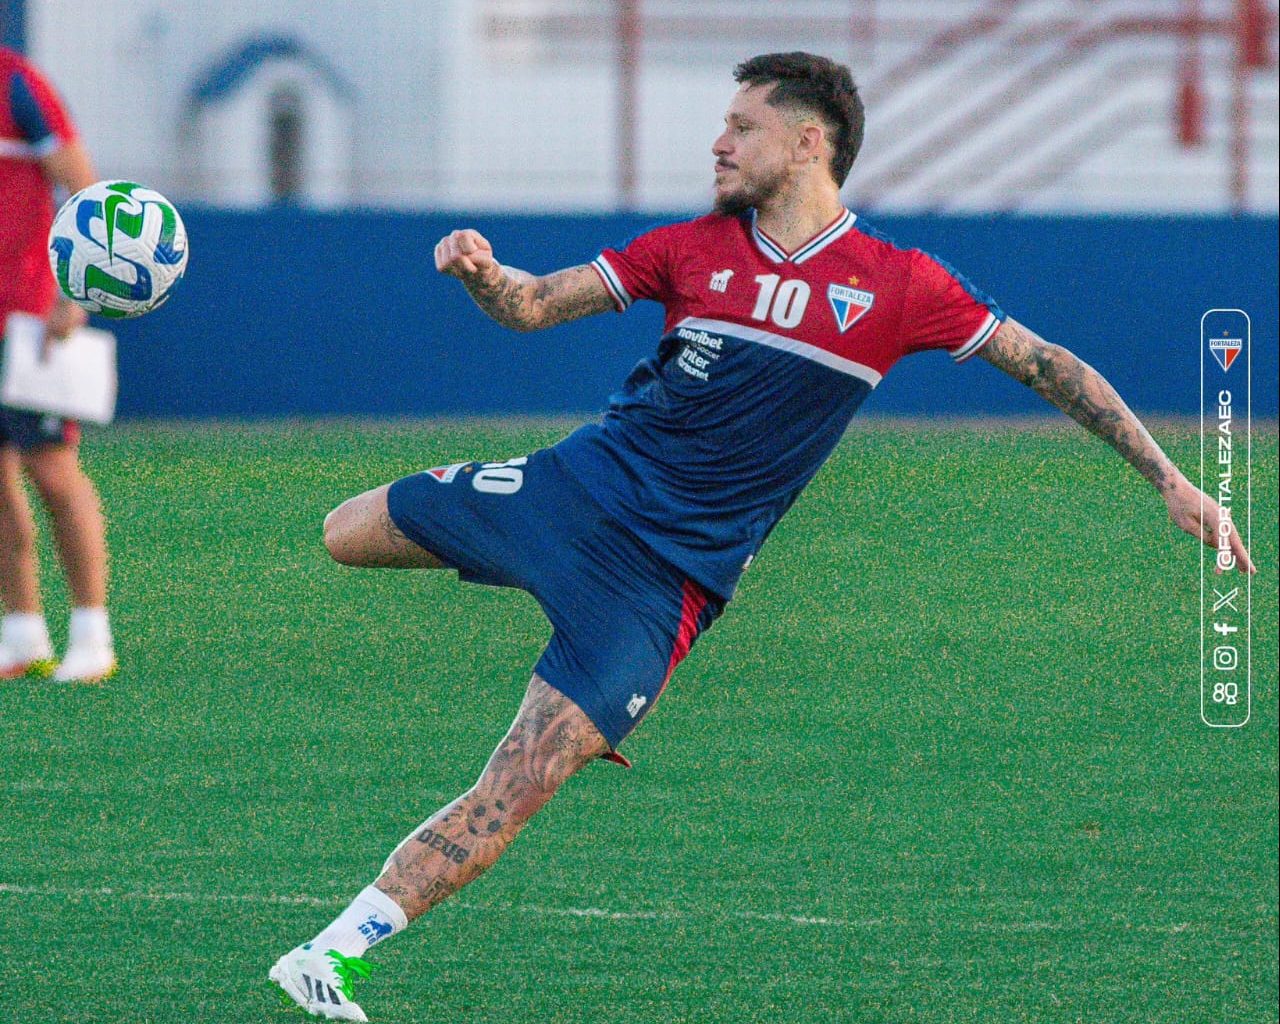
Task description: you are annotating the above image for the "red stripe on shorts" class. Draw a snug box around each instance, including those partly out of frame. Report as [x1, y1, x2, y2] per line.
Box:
[660, 579, 709, 694]
[600, 579, 709, 770]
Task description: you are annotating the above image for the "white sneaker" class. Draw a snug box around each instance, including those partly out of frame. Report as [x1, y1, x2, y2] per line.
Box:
[270, 945, 373, 1021]
[52, 644, 118, 683]
[0, 640, 56, 680]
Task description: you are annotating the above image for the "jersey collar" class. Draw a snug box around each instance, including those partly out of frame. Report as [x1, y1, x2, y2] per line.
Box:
[750, 207, 857, 266]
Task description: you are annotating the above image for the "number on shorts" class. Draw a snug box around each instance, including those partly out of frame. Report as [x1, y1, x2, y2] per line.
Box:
[472, 456, 528, 495]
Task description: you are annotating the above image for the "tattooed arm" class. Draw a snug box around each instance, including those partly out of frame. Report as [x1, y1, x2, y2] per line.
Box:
[979, 317, 1255, 574]
[434, 228, 614, 331]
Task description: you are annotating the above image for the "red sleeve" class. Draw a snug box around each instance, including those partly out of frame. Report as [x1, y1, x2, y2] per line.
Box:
[8, 59, 78, 153]
[590, 224, 680, 312]
[901, 249, 1004, 363]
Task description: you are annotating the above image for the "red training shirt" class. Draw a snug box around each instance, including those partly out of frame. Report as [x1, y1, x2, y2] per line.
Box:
[1, 46, 79, 322]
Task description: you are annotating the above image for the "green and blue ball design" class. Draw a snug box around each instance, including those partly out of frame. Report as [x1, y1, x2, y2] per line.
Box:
[48, 180, 189, 319]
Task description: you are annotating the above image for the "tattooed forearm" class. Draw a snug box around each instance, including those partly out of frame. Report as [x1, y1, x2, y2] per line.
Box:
[463, 264, 539, 329]
[463, 264, 613, 331]
[980, 318, 1179, 493]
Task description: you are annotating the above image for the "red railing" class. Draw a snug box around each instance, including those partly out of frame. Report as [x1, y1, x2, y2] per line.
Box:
[485, 1, 1277, 210]
[855, 6, 1276, 210]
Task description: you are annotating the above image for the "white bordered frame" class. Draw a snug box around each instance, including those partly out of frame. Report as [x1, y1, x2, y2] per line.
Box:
[1199, 309, 1251, 729]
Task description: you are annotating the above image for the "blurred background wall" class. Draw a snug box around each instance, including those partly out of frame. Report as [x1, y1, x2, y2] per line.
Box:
[22, 0, 1280, 211]
[5, 0, 1277, 416]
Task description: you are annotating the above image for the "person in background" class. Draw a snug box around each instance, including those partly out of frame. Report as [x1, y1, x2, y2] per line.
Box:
[0, 45, 115, 682]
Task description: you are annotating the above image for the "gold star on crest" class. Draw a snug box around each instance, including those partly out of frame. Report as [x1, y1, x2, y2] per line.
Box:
[848, 275, 860, 286]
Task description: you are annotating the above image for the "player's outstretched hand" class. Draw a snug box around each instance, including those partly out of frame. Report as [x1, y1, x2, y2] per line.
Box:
[1163, 475, 1255, 575]
[435, 229, 500, 284]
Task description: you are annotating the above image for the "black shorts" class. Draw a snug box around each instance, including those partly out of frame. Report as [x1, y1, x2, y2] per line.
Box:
[0, 406, 81, 450]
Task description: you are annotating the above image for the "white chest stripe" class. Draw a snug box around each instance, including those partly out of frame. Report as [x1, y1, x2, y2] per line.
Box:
[677, 316, 882, 387]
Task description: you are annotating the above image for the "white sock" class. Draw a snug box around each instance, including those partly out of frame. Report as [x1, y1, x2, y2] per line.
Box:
[1, 613, 51, 653]
[310, 885, 408, 958]
[68, 607, 112, 649]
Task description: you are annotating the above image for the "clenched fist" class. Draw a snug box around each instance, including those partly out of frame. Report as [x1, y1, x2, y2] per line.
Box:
[434, 229, 501, 285]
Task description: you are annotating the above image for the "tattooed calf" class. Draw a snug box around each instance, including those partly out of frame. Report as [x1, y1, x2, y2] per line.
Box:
[415, 828, 471, 865]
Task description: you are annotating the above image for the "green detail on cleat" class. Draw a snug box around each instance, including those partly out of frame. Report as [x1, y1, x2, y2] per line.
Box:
[92, 660, 120, 683]
[325, 950, 373, 1002]
[26, 659, 57, 679]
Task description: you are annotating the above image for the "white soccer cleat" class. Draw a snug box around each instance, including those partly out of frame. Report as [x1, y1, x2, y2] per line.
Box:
[51, 644, 118, 683]
[270, 945, 373, 1021]
[0, 640, 56, 680]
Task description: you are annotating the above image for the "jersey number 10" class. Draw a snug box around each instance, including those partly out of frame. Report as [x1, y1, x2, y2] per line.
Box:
[751, 274, 811, 329]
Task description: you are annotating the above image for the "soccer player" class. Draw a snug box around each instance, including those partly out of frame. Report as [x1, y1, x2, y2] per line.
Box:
[271, 52, 1254, 1020]
[0, 46, 116, 683]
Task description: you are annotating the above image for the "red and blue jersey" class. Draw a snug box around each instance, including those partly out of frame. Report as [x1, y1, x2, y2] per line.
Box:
[553, 208, 1004, 601]
[1, 47, 78, 321]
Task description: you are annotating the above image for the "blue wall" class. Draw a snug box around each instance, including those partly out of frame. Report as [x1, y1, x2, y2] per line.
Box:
[1, 0, 25, 50]
[111, 211, 1278, 419]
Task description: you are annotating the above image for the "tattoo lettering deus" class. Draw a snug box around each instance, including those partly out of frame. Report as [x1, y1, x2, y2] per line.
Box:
[415, 828, 471, 865]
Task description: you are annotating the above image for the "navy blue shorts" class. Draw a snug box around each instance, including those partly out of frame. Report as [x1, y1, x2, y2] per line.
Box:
[386, 447, 722, 753]
[0, 406, 81, 450]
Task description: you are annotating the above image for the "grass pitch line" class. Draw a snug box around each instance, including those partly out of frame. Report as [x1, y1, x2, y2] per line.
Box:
[0, 883, 1193, 935]
[492, 902, 886, 929]
[0, 883, 335, 908]
[0, 882, 884, 930]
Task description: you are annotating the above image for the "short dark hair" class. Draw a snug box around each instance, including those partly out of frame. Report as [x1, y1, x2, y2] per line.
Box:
[733, 52, 865, 187]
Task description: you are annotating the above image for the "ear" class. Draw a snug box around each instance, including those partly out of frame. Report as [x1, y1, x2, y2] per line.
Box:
[794, 122, 827, 166]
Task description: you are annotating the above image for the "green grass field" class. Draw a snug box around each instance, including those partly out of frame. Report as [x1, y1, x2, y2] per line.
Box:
[1, 419, 1275, 1024]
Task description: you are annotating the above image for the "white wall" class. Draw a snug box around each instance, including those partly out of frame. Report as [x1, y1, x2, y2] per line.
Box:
[27, 0, 1280, 212]
[29, 0, 459, 207]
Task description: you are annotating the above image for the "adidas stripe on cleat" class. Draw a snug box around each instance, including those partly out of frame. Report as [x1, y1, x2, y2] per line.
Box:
[270, 945, 373, 1021]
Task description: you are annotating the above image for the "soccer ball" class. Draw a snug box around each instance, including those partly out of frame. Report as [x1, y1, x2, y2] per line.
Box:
[48, 180, 188, 318]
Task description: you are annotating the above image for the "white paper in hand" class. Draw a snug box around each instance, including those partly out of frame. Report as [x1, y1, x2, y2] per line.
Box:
[1, 312, 118, 425]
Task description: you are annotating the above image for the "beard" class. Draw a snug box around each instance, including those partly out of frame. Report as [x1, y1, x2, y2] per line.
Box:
[713, 190, 756, 217]
[713, 165, 787, 216]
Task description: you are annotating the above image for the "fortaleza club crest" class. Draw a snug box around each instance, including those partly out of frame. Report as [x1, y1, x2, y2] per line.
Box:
[1209, 332, 1243, 372]
[827, 283, 874, 333]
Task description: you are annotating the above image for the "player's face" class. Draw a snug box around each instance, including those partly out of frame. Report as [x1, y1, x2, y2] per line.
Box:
[712, 84, 793, 215]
